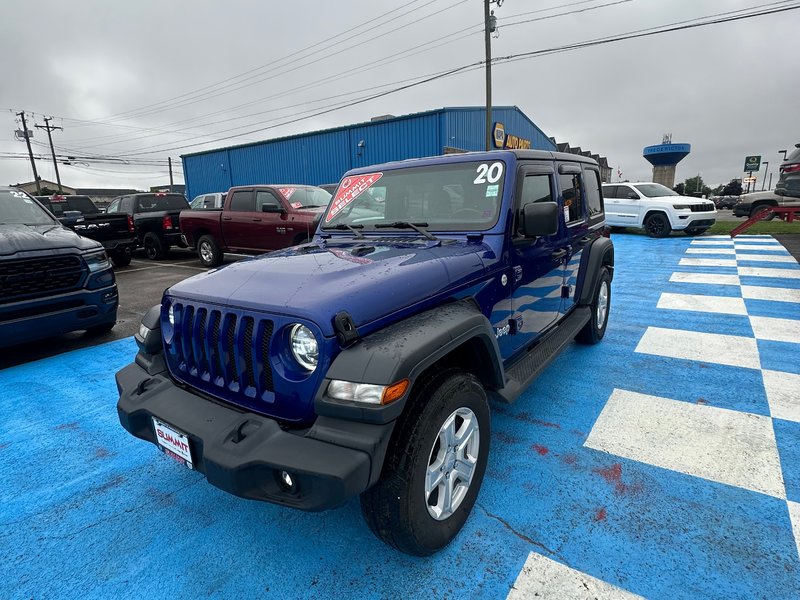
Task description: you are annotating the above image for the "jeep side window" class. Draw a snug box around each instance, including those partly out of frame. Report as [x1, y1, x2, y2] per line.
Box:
[120, 197, 133, 214]
[583, 169, 603, 218]
[106, 199, 120, 214]
[559, 173, 584, 224]
[229, 190, 255, 212]
[517, 174, 554, 235]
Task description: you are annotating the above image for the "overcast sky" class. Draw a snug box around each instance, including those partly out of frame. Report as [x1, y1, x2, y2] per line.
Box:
[1, 0, 797, 193]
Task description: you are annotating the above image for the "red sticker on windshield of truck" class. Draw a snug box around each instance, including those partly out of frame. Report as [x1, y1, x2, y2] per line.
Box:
[278, 187, 296, 200]
[325, 172, 383, 222]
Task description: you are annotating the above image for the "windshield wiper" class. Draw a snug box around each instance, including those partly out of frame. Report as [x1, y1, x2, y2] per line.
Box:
[375, 221, 437, 241]
[327, 223, 365, 239]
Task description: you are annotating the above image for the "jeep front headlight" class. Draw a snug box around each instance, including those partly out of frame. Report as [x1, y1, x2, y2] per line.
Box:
[672, 204, 692, 210]
[289, 324, 318, 371]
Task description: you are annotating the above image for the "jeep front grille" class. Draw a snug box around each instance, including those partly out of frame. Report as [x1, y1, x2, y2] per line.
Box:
[690, 204, 715, 213]
[169, 302, 275, 399]
[0, 255, 85, 304]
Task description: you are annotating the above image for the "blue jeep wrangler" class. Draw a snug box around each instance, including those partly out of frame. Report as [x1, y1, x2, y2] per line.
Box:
[116, 150, 613, 555]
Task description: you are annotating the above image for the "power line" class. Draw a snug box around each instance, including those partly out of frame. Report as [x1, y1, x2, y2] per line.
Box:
[109, 1, 799, 158]
[44, 0, 621, 153]
[90, 0, 463, 124]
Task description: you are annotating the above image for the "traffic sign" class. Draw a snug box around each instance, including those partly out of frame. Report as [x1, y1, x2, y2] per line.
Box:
[744, 155, 761, 172]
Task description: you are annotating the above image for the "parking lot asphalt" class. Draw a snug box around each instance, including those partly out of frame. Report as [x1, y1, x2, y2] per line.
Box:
[2, 233, 799, 599]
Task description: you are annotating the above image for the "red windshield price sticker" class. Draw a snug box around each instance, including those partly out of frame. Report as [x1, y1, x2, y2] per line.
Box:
[278, 187, 296, 200]
[326, 172, 383, 222]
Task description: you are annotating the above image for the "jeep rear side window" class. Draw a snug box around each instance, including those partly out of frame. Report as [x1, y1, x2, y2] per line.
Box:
[229, 191, 255, 212]
[517, 174, 554, 234]
[559, 173, 584, 224]
[583, 169, 603, 218]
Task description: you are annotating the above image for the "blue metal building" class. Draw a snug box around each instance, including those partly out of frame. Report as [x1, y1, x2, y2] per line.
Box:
[181, 106, 556, 199]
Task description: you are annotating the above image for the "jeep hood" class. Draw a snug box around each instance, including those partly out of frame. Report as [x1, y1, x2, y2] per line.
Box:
[168, 239, 492, 336]
[0, 223, 101, 256]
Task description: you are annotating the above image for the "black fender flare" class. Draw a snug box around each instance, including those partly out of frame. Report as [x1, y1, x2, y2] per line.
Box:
[575, 236, 614, 305]
[314, 300, 504, 425]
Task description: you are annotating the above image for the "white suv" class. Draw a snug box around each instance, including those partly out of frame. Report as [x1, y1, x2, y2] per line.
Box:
[602, 182, 717, 237]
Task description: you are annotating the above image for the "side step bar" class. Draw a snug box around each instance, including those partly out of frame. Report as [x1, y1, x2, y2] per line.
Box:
[495, 306, 591, 404]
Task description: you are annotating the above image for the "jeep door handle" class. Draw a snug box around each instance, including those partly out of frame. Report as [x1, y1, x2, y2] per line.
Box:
[252, 218, 262, 222]
[222, 216, 233, 221]
[551, 249, 568, 260]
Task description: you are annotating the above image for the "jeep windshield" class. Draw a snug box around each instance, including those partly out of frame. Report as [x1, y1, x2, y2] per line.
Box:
[0, 190, 57, 225]
[321, 160, 506, 232]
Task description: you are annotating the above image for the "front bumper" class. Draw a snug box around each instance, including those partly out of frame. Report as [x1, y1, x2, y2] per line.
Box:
[116, 361, 389, 511]
[0, 282, 118, 348]
[163, 231, 186, 247]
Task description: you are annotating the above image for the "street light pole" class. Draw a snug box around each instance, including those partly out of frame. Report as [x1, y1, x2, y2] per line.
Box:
[761, 161, 769, 191]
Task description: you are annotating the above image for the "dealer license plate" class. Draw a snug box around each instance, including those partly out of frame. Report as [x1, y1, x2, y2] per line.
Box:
[152, 418, 193, 469]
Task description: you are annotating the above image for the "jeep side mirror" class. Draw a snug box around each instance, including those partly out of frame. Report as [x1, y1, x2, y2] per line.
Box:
[522, 202, 559, 237]
[262, 204, 285, 213]
[627, 193, 639, 200]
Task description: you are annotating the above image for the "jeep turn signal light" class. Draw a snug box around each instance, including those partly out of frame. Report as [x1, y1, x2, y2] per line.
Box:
[327, 378, 409, 405]
[382, 379, 409, 405]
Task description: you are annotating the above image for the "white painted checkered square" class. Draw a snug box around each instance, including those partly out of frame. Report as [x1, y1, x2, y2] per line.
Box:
[657, 292, 747, 315]
[584, 389, 786, 499]
[635, 327, 761, 369]
[749, 316, 800, 343]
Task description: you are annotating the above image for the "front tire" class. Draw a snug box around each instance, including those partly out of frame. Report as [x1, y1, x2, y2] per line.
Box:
[197, 235, 223, 267]
[360, 369, 490, 556]
[576, 268, 611, 345]
[644, 213, 671, 238]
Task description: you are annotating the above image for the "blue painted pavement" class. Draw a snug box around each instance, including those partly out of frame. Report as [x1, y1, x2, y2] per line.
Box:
[1, 232, 799, 599]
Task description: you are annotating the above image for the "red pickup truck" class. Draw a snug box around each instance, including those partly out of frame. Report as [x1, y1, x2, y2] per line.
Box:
[180, 185, 331, 267]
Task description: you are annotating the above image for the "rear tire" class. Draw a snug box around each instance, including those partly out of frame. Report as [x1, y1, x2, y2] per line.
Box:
[576, 268, 611, 345]
[110, 248, 132, 267]
[197, 235, 223, 267]
[360, 369, 490, 556]
[644, 213, 671, 238]
[143, 232, 165, 260]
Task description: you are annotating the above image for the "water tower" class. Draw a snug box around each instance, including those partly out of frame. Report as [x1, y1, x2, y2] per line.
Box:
[643, 134, 691, 188]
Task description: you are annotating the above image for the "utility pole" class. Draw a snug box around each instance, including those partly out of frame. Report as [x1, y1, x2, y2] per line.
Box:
[760, 161, 769, 191]
[168, 157, 174, 192]
[483, 1, 503, 150]
[35, 117, 63, 193]
[484, 0, 493, 151]
[16, 111, 41, 194]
